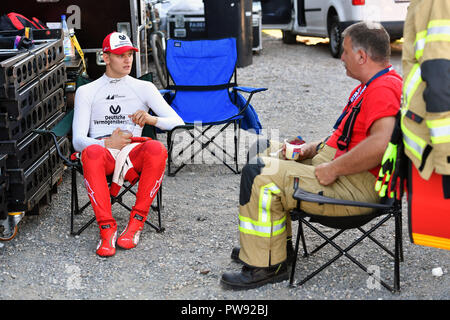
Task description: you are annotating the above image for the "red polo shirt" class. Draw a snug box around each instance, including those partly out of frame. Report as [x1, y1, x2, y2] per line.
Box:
[326, 68, 403, 177]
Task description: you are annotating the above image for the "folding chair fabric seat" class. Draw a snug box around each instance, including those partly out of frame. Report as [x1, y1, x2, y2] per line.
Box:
[300, 206, 394, 230]
[289, 187, 403, 293]
[162, 37, 267, 176]
[170, 91, 243, 124]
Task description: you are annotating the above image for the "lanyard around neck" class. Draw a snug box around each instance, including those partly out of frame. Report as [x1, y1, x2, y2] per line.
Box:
[333, 66, 393, 130]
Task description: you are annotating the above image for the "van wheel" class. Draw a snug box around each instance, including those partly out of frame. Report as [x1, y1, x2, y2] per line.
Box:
[329, 16, 342, 58]
[282, 30, 297, 44]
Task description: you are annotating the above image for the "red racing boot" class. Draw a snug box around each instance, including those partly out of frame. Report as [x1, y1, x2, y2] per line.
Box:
[117, 212, 146, 249]
[96, 223, 117, 257]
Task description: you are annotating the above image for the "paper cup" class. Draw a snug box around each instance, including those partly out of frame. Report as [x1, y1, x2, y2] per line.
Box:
[284, 140, 304, 160]
[124, 114, 136, 134]
[120, 129, 132, 138]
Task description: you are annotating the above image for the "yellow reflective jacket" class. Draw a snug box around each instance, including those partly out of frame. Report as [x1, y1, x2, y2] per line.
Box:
[401, 0, 450, 180]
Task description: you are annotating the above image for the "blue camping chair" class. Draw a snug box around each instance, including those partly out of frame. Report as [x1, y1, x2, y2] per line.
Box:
[161, 38, 267, 176]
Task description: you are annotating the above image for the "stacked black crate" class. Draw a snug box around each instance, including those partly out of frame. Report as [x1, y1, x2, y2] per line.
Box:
[0, 154, 7, 221]
[0, 30, 70, 215]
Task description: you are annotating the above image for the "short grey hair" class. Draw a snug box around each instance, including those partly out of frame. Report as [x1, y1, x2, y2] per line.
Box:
[342, 21, 391, 63]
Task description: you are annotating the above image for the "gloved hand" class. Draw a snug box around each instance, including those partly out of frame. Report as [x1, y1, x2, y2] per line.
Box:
[388, 140, 406, 200]
[375, 142, 398, 198]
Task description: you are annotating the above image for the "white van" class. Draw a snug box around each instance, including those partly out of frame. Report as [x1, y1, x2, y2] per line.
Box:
[260, 0, 410, 57]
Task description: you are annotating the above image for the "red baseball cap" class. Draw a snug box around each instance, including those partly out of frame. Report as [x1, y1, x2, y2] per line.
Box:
[102, 32, 139, 55]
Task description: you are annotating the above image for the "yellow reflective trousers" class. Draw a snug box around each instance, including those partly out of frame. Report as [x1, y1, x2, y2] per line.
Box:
[238, 141, 378, 267]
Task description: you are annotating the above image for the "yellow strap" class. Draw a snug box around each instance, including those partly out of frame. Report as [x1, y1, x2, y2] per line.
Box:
[8, 212, 24, 216]
[69, 33, 87, 73]
[24, 27, 31, 39]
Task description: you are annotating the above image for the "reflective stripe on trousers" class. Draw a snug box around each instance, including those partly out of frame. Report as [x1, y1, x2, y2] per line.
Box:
[239, 183, 286, 238]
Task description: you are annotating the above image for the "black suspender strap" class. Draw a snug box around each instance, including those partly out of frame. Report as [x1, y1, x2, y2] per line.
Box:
[443, 175, 450, 199]
[418, 144, 433, 172]
[336, 99, 363, 151]
[333, 67, 395, 152]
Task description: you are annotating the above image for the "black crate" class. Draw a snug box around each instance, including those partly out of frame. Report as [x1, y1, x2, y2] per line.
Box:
[0, 87, 65, 141]
[0, 182, 7, 220]
[0, 154, 7, 186]
[7, 137, 69, 211]
[0, 77, 41, 122]
[39, 62, 67, 101]
[167, 11, 207, 40]
[0, 112, 65, 169]
[0, 39, 64, 100]
[4, 131, 48, 170]
[0, 110, 66, 160]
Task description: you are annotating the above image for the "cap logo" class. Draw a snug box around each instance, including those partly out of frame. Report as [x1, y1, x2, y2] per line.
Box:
[103, 32, 138, 54]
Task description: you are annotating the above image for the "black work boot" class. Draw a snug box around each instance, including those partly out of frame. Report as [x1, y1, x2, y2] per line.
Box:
[231, 239, 295, 265]
[221, 262, 289, 290]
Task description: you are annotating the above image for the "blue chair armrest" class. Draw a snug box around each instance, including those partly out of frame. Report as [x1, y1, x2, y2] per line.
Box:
[233, 86, 267, 94]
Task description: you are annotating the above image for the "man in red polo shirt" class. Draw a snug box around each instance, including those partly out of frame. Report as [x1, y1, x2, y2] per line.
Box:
[221, 21, 402, 290]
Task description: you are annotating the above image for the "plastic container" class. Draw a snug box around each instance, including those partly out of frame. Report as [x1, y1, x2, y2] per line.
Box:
[61, 14, 75, 61]
[284, 139, 305, 160]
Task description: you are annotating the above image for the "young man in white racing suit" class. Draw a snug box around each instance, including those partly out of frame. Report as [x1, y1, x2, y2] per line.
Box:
[72, 32, 184, 257]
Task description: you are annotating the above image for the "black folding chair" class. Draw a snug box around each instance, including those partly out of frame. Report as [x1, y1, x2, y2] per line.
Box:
[289, 187, 403, 293]
[33, 109, 164, 236]
[161, 37, 267, 176]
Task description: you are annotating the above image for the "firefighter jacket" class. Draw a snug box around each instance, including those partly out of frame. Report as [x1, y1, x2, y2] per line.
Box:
[401, 0, 450, 180]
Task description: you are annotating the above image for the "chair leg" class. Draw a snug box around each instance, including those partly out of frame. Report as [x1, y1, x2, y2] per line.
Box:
[394, 211, 402, 292]
[69, 166, 98, 236]
[399, 211, 404, 262]
[154, 188, 165, 233]
[299, 220, 308, 257]
[310, 229, 345, 255]
[69, 166, 167, 236]
[70, 167, 77, 235]
[289, 220, 303, 287]
[156, 189, 162, 224]
[145, 187, 165, 233]
[234, 120, 241, 174]
[167, 124, 241, 176]
[358, 226, 394, 258]
[71, 197, 96, 236]
[167, 131, 174, 177]
[293, 215, 398, 292]
[73, 217, 96, 236]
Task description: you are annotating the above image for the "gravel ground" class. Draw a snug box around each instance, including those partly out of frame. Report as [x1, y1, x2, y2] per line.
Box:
[0, 31, 449, 302]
